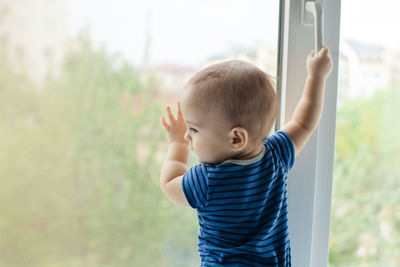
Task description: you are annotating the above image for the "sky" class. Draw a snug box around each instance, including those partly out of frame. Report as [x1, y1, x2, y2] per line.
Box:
[69, 0, 279, 66]
[68, 0, 400, 67]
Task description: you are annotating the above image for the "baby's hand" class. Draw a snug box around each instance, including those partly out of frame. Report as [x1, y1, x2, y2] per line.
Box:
[306, 47, 333, 79]
[161, 101, 189, 145]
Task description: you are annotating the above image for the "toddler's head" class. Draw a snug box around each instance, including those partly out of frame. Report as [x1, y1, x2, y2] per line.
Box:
[180, 59, 278, 164]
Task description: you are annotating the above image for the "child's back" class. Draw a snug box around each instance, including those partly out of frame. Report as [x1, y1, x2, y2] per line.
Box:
[160, 47, 333, 266]
[182, 131, 294, 266]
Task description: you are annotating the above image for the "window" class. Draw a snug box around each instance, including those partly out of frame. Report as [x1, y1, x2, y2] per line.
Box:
[1, 0, 281, 266]
[8, 1, 397, 266]
[330, 0, 400, 265]
[279, 1, 340, 266]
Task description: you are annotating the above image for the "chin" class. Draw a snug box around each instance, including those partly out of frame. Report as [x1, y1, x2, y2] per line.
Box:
[198, 158, 207, 164]
[198, 157, 211, 164]
[196, 153, 225, 164]
[199, 158, 224, 165]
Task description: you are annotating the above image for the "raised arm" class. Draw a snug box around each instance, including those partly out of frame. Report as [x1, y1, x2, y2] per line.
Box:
[160, 102, 191, 207]
[281, 47, 333, 157]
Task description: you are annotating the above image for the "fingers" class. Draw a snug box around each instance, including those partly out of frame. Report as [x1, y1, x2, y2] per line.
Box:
[177, 101, 184, 121]
[161, 102, 183, 130]
[161, 106, 175, 132]
[310, 47, 330, 56]
[321, 46, 329, 53]
[318, 46, 330, 56]
[166, 105, 176, 124]
[308, 47, 330, 62]
[161, 116, 170, 131]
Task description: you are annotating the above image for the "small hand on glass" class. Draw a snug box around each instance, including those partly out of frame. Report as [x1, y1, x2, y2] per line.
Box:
[161, 101, 189, 145]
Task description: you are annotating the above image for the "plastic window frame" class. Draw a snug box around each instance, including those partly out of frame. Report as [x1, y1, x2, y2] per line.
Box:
[276, 0, 341, 266]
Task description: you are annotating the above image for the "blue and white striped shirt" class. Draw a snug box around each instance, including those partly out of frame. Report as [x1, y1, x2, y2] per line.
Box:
[182, 131, 295, 266]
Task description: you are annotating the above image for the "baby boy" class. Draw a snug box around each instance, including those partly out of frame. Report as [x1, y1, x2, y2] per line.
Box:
[160, 47, 333, 266]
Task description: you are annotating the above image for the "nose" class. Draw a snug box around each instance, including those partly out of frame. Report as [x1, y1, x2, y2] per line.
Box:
[184, 129, 191, 142]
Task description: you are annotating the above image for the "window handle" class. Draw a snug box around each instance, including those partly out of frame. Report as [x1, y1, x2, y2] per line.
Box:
[304, 0, 323, 52]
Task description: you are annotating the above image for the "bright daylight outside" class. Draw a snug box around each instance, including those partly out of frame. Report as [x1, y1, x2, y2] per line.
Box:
[0, 0, 279, 266]
[0, 0, 399, 266]
[329, 0, 400, 266]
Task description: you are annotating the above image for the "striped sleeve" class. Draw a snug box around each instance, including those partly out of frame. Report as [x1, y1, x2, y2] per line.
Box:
[181, 164, 208, 209]
[265, 130, 295, 171]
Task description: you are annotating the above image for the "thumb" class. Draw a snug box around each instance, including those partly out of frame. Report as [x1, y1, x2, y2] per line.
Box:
[319, 47, 329, 55]
[309, 50, 316, 57]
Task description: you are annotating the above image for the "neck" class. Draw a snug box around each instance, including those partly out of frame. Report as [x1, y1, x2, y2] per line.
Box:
[231, 143, 264, 160]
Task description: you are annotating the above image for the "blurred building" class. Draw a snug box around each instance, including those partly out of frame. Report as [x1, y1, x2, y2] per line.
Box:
[338, 39, 397, 103]
[140, 42, 279, 96]
[383, 47, 400, 85]
[140, 39, 400, 105]
[139, 63, 196, 93]
[0, 0, 70, 87]
[205, 42, 278, 77]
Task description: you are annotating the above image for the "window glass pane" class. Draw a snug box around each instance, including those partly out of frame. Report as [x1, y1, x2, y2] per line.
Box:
[330, 0, 400, 265]
[0, 0, 280, 265]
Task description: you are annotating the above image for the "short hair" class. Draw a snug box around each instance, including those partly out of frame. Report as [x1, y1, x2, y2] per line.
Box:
[184, 59, 278, 144]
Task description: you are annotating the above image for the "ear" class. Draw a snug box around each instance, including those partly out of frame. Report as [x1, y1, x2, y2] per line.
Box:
[229, 127, 248, 151]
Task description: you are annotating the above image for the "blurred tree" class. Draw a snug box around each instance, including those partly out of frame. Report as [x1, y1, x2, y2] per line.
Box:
[0, 33, 200, 266]
[329, 84, 400, 266]
[6, 30, 399, 267]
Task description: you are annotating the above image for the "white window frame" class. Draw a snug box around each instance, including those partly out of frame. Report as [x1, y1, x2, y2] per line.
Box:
[278, 1, 341, 266]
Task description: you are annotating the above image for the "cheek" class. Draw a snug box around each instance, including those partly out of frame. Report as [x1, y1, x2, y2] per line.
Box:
[191, 135, 201, 147]
[190, 135, 204, 150]
[196, 135, 217, 152]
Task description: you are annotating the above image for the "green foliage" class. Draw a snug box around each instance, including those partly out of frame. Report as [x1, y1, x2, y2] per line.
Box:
[0, 36, 199, 266]
[329, 84, 400, 266]
[2, 34, 399, 266]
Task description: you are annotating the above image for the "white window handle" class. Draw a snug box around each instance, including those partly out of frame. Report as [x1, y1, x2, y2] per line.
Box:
[304, 0, 323, 52]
